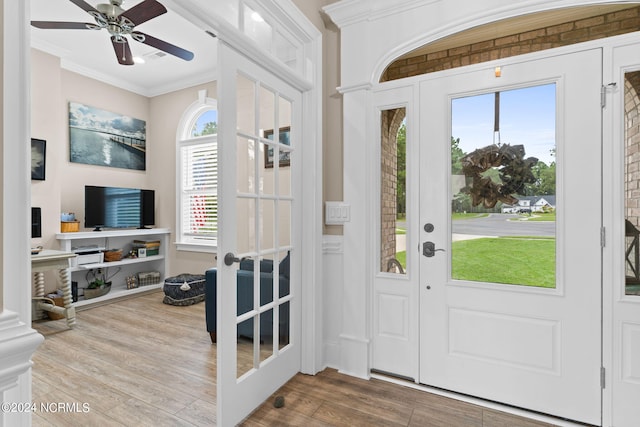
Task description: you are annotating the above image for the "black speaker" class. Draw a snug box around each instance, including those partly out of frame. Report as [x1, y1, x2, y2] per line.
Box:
[31, 207, 42, 238]
[141, 189, 155, 227]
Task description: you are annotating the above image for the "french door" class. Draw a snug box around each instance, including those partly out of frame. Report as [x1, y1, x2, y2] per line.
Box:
[217, 41, 302, 426]
[418, 49, 602, 424]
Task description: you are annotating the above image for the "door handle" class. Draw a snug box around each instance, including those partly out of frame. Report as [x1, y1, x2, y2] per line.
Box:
[423, 241, 445, 258]
[224, 252, 241, 266]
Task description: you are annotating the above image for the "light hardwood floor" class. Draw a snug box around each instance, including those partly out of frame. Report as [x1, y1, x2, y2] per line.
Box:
[31, 292, 565, 426]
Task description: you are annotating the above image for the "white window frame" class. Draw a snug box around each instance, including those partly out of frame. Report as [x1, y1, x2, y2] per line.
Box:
[175, 90, 218, 253]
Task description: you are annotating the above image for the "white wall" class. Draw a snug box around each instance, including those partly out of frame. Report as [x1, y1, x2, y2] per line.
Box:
[149, 80, 218, 275]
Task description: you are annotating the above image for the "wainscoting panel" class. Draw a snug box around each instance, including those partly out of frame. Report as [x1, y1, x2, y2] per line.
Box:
[622, 322, 640, 385]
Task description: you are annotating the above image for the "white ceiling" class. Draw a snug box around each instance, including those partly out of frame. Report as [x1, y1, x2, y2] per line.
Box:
[30, 0, 218, 97]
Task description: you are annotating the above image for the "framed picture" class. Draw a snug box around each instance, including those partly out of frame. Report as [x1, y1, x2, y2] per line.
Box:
[264, 126, 291, 168]
[69, 102, 146, 171]
[31, 138, 46, 181]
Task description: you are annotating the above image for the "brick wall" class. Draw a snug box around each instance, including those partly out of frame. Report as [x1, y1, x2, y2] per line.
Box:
[382, 6, 640, 81]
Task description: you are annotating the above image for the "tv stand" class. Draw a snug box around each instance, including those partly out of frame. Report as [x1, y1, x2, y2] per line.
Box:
[55, 228, 170, 310]
[92, 226, 103, 232]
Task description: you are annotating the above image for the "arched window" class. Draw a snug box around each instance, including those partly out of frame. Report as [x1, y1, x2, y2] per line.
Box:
[176, 91, 218, 252]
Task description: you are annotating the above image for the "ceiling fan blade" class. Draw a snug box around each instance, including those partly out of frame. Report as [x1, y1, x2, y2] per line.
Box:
[120, 0, 167, 26]
[111, 36, 135, 65]
[31, 21, 98, 30]
[68, 0, 100, 14]
[132, 31, 194, 61]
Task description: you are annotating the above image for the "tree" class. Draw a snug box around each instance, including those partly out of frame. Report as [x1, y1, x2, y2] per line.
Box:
[396, 122, 406, 217]
[523, 147, 556, 196]
[451, 137, 464, 174]
[193, 121, 217, 137]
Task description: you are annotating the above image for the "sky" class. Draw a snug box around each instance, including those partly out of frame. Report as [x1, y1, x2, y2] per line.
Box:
[451, 83, 556, 165]
[69, 102, 146, 140]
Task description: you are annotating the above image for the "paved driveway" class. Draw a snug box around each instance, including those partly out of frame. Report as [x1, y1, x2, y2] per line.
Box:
[452, 213, 555, 238]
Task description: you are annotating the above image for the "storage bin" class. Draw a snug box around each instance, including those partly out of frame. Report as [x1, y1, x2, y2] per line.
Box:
[104, 249, 122, 262]
[60, 221, 80, 233]
[45, 296, 65, 320]
[162, 273, 206, 306]
[137, 271, 161, 287]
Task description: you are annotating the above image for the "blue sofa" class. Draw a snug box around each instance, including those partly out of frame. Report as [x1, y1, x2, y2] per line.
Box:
[205, 254, 290, 344]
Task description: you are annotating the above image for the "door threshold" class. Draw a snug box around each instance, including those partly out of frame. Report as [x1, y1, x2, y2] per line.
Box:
[369, 371, 596, 427]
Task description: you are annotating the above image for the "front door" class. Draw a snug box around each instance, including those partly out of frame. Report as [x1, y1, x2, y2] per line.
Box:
[217, 41, 302, 426]
[607, 42, 640, 427]
[419, 49, 602, 424]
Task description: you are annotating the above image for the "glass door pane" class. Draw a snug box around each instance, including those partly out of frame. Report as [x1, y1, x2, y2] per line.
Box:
[450, 84, 557, 288]
[625, 71, 640, 296]
[380, 107, 407, 275]
[235, 72, 293, 380]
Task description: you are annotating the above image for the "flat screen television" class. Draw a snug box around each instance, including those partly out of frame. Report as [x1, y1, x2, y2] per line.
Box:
[84, 185, 155, 231]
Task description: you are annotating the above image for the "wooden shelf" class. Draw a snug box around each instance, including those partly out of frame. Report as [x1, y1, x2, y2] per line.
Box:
[55, 228, 171, 310]
[74, 283, 163, 310]
[71, 254, 165, 272]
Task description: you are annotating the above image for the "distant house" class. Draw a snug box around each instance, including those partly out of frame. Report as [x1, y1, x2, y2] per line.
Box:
[501, 195, 556, 213]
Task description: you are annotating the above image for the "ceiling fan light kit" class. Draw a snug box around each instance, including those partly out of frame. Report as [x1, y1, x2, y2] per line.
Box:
[31, 0, 195, 66]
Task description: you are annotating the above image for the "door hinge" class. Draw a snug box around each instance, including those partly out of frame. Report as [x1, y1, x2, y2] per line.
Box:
[601, 366, 606, 389]
[601, 82, 617, 108]
[600, 227, 606, 248]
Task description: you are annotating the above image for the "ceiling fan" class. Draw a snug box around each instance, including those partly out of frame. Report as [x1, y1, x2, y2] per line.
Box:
[31, 0, 194, 65]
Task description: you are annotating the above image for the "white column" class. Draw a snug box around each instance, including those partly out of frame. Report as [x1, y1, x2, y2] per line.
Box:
[1, 1, 44, 426]
[338, 84, 372, 379]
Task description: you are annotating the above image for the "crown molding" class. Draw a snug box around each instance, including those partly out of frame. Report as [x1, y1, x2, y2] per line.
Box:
[323, 0, 437, 28]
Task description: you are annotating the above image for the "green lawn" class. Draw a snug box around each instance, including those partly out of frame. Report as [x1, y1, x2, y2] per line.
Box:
[452, 237, 555, 288]
[393, 237, 555, 288]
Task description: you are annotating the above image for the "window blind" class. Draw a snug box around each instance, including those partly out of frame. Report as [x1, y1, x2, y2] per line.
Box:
[181, 141, 217, 241]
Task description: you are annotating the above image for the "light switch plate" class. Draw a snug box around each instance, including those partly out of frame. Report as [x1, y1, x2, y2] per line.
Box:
[325, 202, 350, 225]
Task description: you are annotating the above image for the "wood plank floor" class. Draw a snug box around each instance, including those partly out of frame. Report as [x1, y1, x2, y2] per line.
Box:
[31, 291, 566, 426]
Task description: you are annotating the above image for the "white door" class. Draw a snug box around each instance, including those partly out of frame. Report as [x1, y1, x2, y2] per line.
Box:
[419, 49, 602, 424]
[371, 86, 419, 380]
[217, 41, 302, 426]
[606, 42, 640, 427]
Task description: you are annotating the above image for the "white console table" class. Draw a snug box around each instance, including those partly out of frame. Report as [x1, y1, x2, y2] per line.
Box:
[32, 249, 77, 328]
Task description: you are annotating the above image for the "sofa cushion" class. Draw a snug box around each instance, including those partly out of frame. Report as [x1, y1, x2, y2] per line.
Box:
[279, 251, 290, 279]
[205, 267, 290, 341]
[239, 258, 274, 273]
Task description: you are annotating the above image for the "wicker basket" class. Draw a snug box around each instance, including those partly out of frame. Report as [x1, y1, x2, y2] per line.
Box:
[84, 283, 111, 299]
[46, 296, 66, 320]
[104, 249, 123, 262]
[60, 221, 80, 233]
